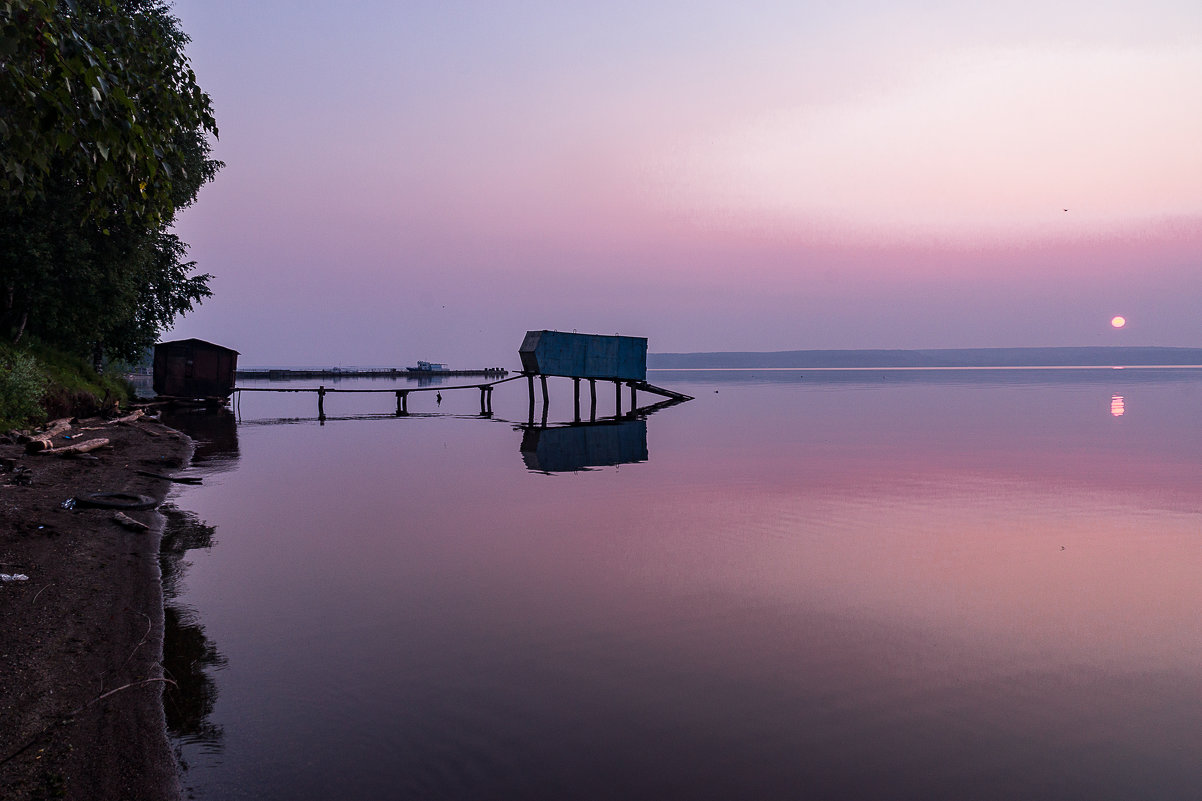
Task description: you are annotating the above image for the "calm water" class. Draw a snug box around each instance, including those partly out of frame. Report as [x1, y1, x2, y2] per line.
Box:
[161, 369, 1202, 800]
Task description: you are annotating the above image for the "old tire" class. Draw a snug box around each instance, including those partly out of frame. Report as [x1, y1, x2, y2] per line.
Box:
[74, 492, 158, 511]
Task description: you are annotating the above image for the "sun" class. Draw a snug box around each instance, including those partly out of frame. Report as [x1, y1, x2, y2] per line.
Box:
[1110, 316, 1126, 329]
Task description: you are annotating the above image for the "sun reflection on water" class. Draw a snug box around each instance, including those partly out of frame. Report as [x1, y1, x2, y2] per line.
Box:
[1111, 394, 1125, 417]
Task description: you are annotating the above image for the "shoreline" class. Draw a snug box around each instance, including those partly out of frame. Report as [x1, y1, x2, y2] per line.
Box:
[0, 415, 193, 801]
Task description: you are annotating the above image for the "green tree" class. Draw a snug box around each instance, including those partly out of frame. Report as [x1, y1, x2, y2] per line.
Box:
[0, 0, 220, 360]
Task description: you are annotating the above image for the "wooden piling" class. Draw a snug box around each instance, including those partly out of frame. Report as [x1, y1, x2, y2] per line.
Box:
[614, 380, 622, 416]
[629, 383, 636, 411]
[527, 374, 536, 419]
[540, 374, 549, 409]
[317, 385, 326, 420]
[589, 379, 597, 421]
[573, 378, 581, 422]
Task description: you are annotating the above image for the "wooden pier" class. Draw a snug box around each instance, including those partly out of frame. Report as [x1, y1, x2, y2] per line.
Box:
[234, 374, 522, 421]
[235, 367, 507, 380]
[229, 330, 692, 423]
[231, 373, 691, 424]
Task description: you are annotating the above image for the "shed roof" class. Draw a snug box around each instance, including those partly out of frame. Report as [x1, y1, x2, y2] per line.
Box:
[156, 338, 240, 355]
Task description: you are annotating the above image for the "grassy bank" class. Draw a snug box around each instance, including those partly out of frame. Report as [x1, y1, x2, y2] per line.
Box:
[0, 343, 134, 430]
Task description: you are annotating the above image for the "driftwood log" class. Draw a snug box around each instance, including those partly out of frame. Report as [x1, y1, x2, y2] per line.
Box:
[23, 419, 73, 453]
[42, 437, 110, 456]
[109, 409, 146, 425]
[112, 512, 150, 532]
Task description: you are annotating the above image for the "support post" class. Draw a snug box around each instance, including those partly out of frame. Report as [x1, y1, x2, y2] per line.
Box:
[589, 379, 597, 421]
[527, 374, 536, 420]
[629, 383, 637, 412]
[614, 380, 622, 416]
[540, 374, 549, 409]
[573, 378, 581, 422]
[479, 386, 487, 415]
[486, 387, 494, 414]
[318, 385, 326, 421]
[395, 391, 403, 416]
[400, 391, 409, 415]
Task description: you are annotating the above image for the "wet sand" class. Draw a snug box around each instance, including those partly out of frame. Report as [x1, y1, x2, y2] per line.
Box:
[0, 415, 192, 801]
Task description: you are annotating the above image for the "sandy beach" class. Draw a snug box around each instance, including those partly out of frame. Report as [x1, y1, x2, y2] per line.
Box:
[0, 414, 191, 801]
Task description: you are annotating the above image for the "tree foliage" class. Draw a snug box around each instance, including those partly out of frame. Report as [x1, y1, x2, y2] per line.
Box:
[0, 0, 220, 361]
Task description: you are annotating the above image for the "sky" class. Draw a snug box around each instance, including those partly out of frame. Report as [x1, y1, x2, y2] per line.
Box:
[166, 0, 1202, 368]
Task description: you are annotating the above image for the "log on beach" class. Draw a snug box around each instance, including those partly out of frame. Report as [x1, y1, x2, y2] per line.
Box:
[22, 419, 74, 453]
[42, 438, 111, 457]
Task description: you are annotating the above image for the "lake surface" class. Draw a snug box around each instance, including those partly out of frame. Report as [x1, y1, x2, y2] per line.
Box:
[160, 368, 1202, 800]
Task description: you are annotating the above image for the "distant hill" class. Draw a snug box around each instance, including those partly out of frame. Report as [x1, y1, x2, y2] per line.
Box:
[648, 347, 1202, 369]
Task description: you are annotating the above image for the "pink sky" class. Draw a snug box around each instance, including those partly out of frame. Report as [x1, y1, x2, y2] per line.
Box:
[167, 0, 1202, 367]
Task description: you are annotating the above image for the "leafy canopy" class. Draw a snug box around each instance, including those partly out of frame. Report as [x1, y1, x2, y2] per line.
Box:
[1, 0, 218, 222]
[0, 0, 221, 361]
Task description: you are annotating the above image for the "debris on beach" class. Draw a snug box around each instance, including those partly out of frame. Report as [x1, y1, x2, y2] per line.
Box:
[134, 469, 202, 485]
[73, 491, 158, 510]
[41, 437, 111, 457]
[112, 512, 151, 532]
[1, 573, 30, 582]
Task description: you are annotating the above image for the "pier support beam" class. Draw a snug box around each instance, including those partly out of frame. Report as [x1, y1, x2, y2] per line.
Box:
[589, 379, 597, 421]
[398, 391, 409, 415]
[573, 378, 581, 422]
[540, 375, 549, 410]
[614, 380, 622, 416]
[629, 383, 636, 412]
[318, 385, 326, 422]
[527, 374, 536, 420]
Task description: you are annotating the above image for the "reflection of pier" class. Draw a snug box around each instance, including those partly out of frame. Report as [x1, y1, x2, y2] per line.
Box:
[521, 419, 648, 472]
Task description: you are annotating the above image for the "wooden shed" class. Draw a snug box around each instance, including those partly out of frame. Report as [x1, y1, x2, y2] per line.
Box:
[153, 338, 239, 398]
[518, 331, 647, 381]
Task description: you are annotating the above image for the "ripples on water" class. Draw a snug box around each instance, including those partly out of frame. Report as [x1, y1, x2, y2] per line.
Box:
[162, 369, 1202, 800]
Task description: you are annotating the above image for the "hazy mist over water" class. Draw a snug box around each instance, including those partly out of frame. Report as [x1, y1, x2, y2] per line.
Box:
[162, 369, 1202, 800]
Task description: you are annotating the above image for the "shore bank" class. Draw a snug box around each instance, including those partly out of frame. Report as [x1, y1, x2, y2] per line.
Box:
[0, 415, 192, 801]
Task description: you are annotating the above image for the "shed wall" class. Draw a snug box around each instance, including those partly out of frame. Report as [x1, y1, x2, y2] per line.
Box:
[518, 331, 647, 380]
[153, 340, 238, 397]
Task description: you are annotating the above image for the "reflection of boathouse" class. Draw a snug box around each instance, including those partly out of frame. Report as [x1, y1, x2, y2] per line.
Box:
[521, 419, 648, 472]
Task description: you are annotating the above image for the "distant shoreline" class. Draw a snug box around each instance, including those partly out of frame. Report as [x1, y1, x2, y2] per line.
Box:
[649, 346, 1202, 370]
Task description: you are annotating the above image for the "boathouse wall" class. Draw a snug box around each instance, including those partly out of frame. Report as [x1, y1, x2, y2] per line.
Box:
[518, 331, 647, 381]
[153, 338, 239, 398]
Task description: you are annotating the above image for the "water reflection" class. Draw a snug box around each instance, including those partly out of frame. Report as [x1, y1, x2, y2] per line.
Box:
[160, 370, 1202, 800]
[520, 419, 648, 473]
[160, 505, 226, 753]
[156, 409, 239, 777]
[1111, 393, 1125, 416]
[160, 407, 240, 471]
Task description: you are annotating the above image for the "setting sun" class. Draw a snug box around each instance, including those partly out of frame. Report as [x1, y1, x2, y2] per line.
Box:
[1111, 316, 1127, 328]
